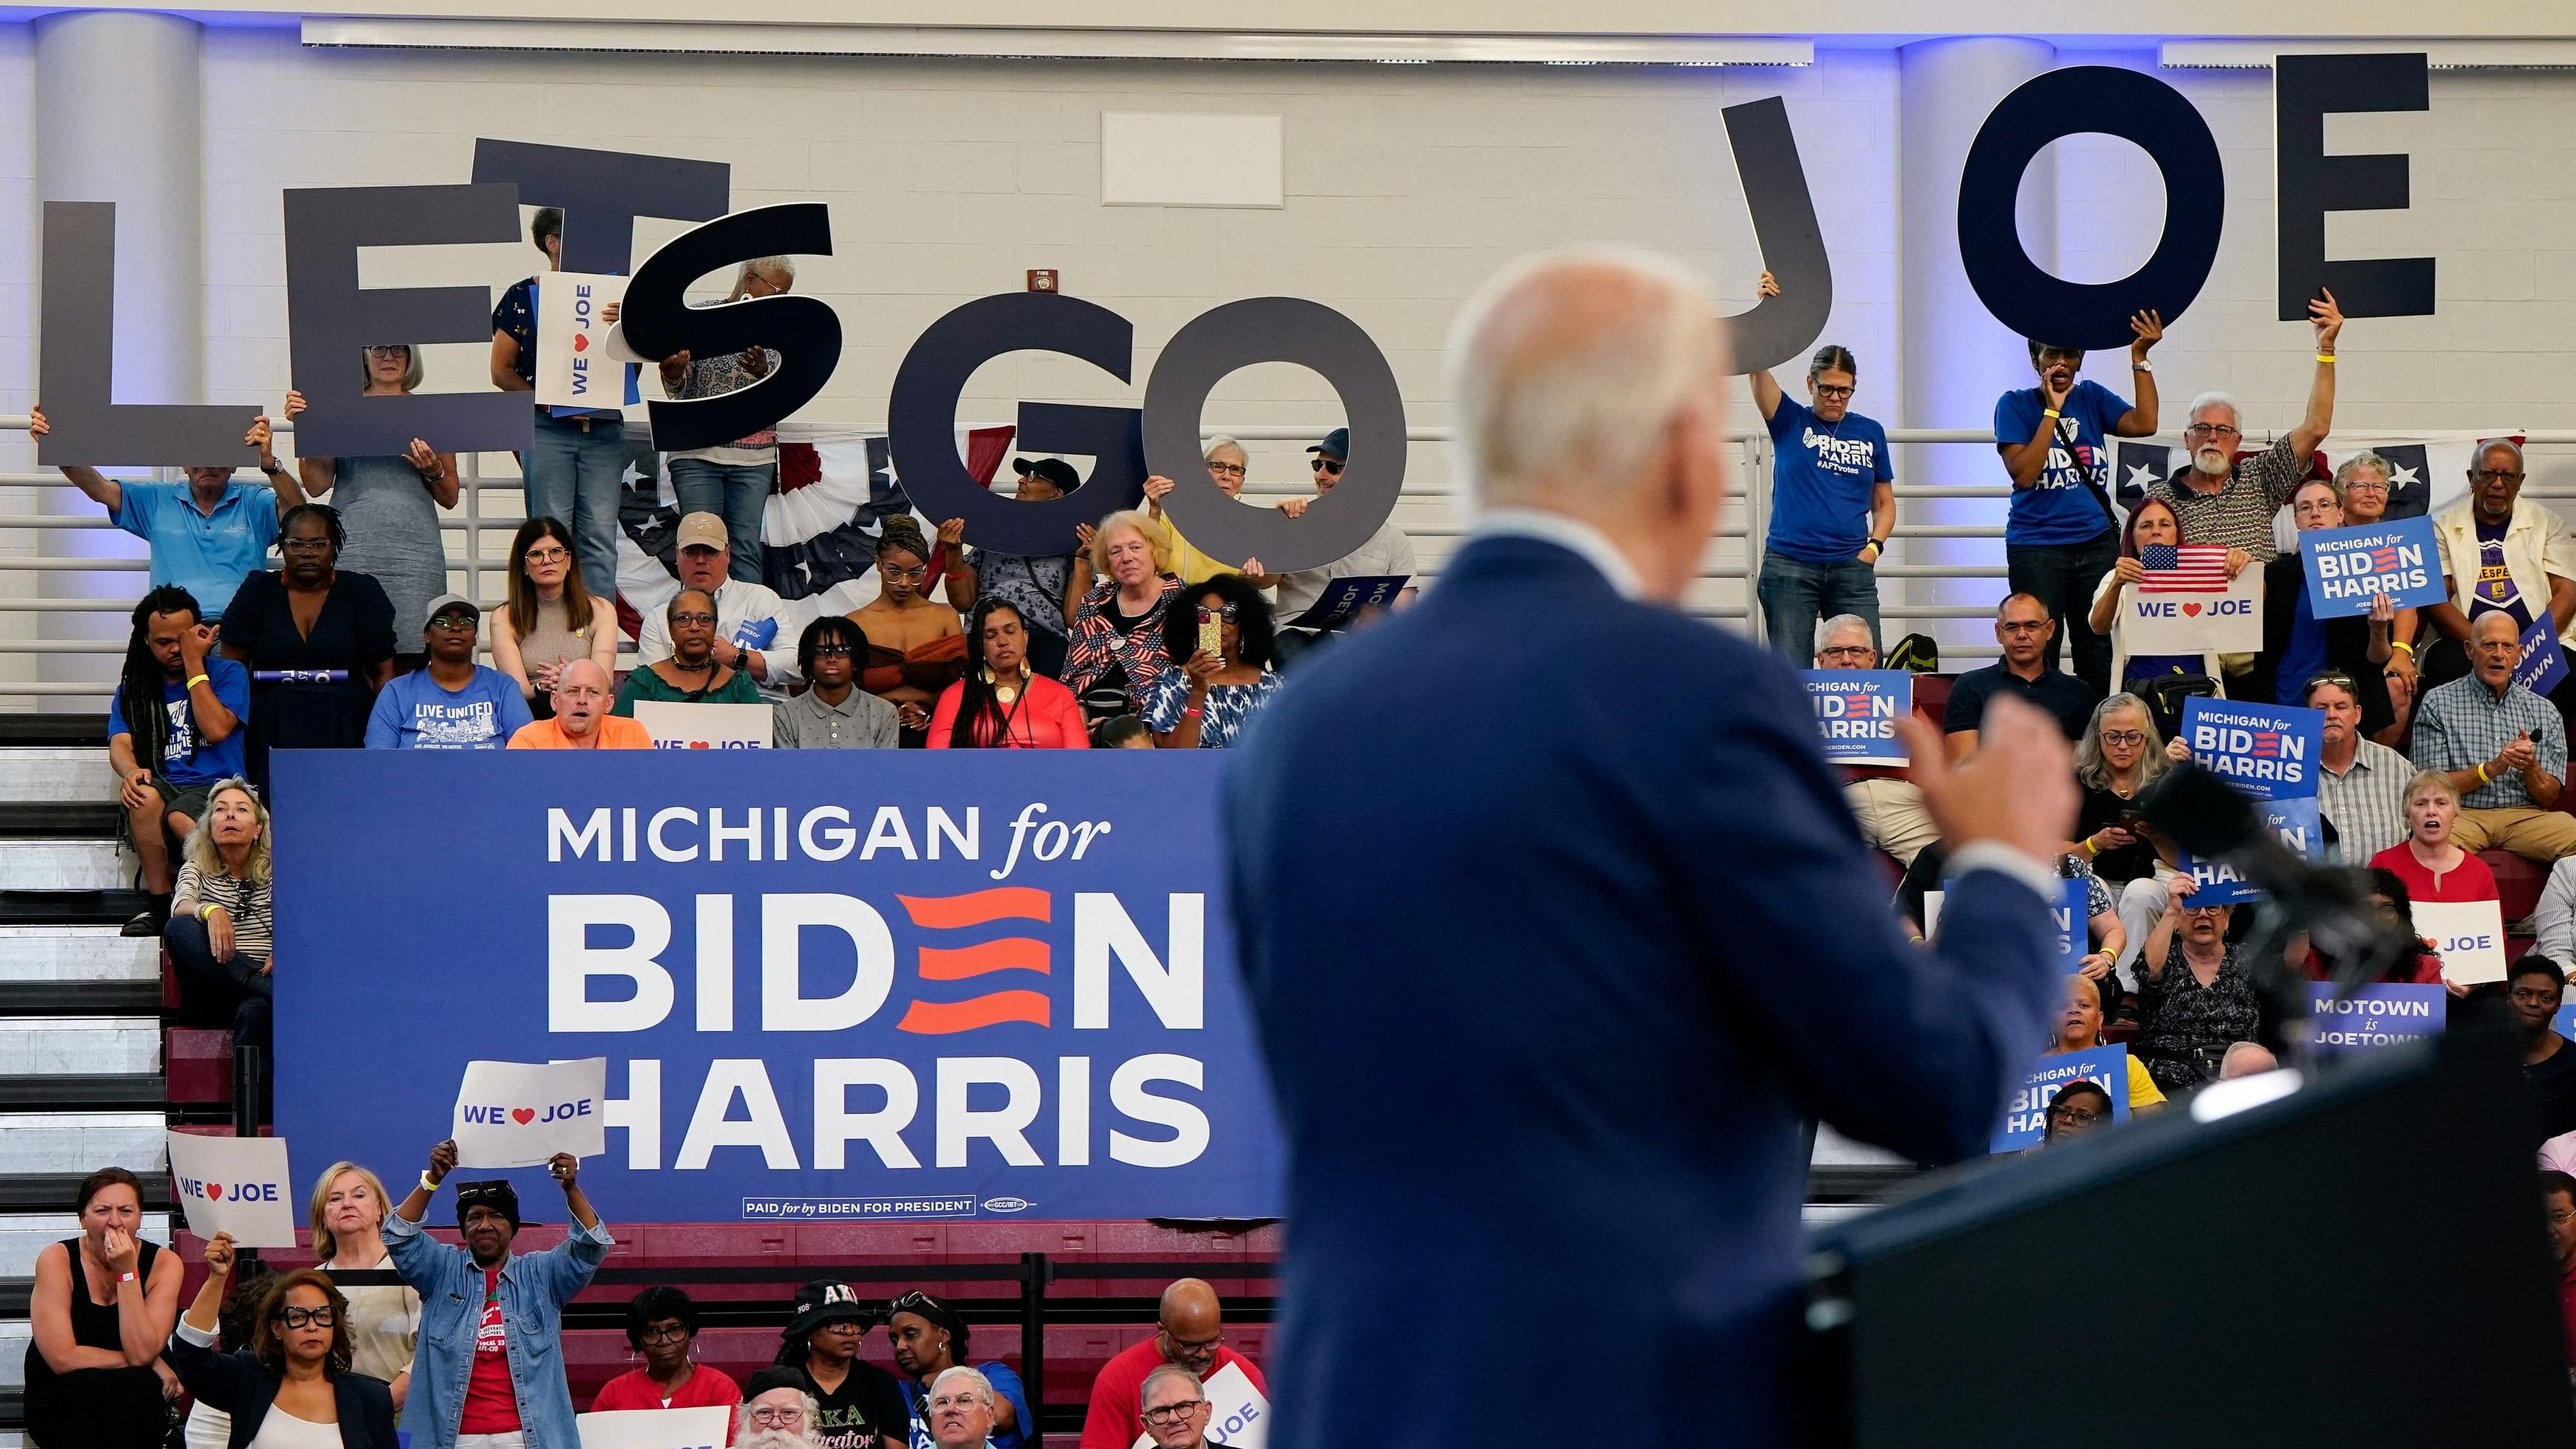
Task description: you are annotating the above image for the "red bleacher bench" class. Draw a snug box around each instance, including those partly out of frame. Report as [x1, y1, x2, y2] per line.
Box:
[166, 1028, 233, 1105]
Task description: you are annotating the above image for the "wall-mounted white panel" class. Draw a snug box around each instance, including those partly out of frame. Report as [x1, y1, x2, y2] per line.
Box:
[1100, 111, 1283, 208]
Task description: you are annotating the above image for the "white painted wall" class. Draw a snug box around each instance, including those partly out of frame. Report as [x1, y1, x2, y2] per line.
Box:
[1, 26, 2571, 666]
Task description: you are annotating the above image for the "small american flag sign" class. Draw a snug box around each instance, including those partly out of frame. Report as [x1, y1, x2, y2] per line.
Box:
[2139, 543, 2232, 593]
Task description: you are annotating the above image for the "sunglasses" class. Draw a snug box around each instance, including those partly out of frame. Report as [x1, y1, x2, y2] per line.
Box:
[1310, 457, 1344, 474]
[1197, 603, 1239, 620]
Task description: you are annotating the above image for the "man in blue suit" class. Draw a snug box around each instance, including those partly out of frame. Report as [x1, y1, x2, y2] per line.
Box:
[1223, 250, 2078, 1447]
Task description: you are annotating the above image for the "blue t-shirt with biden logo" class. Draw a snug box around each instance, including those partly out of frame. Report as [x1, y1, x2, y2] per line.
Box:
[1994, 378, 2129, 548]
[1763, 397, 1894, 565]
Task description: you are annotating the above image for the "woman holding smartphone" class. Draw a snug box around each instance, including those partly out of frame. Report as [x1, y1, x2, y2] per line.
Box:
[1144, 573, 1281, 749]
[2069, 692, 2179, 982]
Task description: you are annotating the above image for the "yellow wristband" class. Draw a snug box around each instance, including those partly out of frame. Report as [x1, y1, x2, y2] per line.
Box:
[2392, 641, 2414, 656]
[2315, 352, 2337, 364]
[2478, 763, 2494, 784]
[2042, 408, 2062, 419]
[2081, 837, 2099, 857]
[185, 674, 209, 690]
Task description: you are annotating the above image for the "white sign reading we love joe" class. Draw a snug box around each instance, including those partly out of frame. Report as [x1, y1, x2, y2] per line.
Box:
[166, 1130, 300, 1249]
[452, 1058, 609, 1169]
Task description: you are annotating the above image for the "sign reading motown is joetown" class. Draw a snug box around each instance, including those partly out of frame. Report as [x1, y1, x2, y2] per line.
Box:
[272, 751, 1284, 1222]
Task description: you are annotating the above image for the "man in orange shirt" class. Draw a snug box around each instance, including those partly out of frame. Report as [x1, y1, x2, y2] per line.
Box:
[1080, 1279, 1263, 1449]
[508, 659, 651, 749]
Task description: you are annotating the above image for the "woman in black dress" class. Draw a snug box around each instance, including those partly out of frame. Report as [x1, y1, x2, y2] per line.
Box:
[219, 504, 396, 791]
[21, 1167, 185, 1448]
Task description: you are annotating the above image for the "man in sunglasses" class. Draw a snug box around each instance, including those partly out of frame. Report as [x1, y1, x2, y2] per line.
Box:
[1267, 427, 1418, 665]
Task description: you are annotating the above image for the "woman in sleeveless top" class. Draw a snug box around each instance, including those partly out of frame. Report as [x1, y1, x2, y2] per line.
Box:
[492, 516, 619, 720]
[217, 506, 397, 793]
[282, 355, 460, 673]
[846, 517, 965, 745]
[23, 1167, 184, 1448]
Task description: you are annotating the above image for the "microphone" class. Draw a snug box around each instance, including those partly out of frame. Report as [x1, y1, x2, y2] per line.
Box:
[2137, 762, 2416, 1019]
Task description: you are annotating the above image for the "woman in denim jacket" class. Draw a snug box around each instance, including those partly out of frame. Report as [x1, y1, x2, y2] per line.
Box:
[383, 1141, 612, 1449]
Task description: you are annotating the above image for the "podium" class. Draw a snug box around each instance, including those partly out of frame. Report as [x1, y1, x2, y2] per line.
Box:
[1803, 1027, 2576, 1448]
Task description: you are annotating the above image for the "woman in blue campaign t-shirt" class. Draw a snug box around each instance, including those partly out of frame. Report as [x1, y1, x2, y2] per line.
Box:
[1746, 282, 1896, 662]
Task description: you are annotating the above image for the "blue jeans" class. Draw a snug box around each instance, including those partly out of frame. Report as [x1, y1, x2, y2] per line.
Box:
[1757, 552, 1880, 662]
[668, 456, 775, 584]
[526, 410, 628, 602]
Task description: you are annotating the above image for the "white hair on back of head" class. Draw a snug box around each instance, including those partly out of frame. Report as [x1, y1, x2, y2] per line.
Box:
[1445, 247, 1722, 513]
[2187, 390, 2241, 428]
[740, 255, 796, 286]
[1202, 435, 1245, 462]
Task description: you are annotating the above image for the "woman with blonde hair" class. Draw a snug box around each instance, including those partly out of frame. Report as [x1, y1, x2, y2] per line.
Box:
[2369, 769, 2500, 904]
[305, 1163, 419, 1412]
[166, 779, 274, 1066]
[1063, 509, 1184, 724]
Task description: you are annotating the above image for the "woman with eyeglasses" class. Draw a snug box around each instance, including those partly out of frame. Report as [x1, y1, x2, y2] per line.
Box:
[1144, 574, 1281, 750]
[2369, 769, 2499, 905]
[930, 600, 1089, 749]
[2137, 874, 2266, 1091]
[492, 516, 619, 718]
[1746, 274, 1896, 663]
[848, 517, 967, 746]
[592, 1288, 740, 1428]
[2332, 452, 2424, 711]
[2241, 476, 2403, 743]
[2087, 495, 2225, 698]
[1137, 437, 1281, 590]
[305, 1163, 417, 1414]
[219, 503, 397, 792]
[613, 589, 763, 715]
[278, 355, 459, 674]
[2038, 1080, 2116, 1147]
[2067, 693, 2179, 980]
[165, 1232, 397, 1448]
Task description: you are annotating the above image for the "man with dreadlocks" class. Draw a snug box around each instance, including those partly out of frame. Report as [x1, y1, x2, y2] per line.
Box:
[107, 587, 249, 934]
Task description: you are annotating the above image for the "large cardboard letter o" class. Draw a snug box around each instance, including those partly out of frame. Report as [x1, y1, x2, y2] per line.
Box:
[1142, 298, 1405, 575]
[1956, 65, 2223, 350]
[887, 291, 1144, 559]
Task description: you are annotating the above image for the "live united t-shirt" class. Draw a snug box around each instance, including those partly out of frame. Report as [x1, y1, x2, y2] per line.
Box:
[364, 665, 534, 750]
[1993, 379, 2129, 547]
[458, 1267, 521, 1434]
[1763, 397, 1893, 564]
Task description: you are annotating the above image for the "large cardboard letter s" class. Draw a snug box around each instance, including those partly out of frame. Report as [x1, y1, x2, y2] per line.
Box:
[283, 183, 532, 458]
[38, 202, 254, 467]
[617, 205, 840, 454]
[1958, 65, 2224, 350]
[2275, 52, 2434, 321]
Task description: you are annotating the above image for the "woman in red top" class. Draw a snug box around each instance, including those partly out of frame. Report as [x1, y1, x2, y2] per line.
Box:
[2370, 769, 2498, 904]
[930, 601, 1091, 750]
[591, 1287, 740, 1439]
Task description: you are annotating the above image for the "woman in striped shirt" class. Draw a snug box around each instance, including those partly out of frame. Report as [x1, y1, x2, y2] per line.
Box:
[166, 779, 275, 1065]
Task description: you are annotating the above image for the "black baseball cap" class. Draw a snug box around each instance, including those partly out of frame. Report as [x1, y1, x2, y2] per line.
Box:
[1306, 427, 1350, 461]
[453, 1180, 526, 1232]
[1011, 456, 1081, 492]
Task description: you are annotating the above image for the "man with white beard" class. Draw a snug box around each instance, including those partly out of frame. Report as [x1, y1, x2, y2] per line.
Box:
[737, 1368, 829, 1449]
[2145, 290, 2347, 561]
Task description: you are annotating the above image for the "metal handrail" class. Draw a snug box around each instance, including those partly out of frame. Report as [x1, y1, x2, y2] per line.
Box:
[4, 420, 2572, 692]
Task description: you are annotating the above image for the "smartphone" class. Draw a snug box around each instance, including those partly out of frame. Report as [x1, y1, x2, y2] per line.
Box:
[1198, 614, 1224, 659]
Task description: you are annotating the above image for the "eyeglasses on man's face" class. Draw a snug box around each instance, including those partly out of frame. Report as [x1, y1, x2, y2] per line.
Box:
[748, 1405, 807, 1426]
[2472, 469, 2527, 485]
[1142, 1400, 1209, 1425]
[2183, 422, 2241, 439]
[1816, 644, 1873, 662]
[813, 642, 854, 658]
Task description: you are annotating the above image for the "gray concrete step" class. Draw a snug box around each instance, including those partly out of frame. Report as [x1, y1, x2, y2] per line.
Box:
[0, 841, 129, 893]
[0, 927, 158, 985]
[0, 748, 113, 807]
[0, 1113, 166, 1175]
[0, 1211, 173, 1279]
[0, 1020, 161, 1077]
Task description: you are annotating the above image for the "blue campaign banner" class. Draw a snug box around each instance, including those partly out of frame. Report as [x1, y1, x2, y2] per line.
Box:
[2178, 796, 2320, 906]
[1800, 670, 1913, 767]
[2516, 619, 2569, 698]
[1992, 1044, 2130, 1153]
[2179, 696, 2324, 801]
[2299, 517, 2445, 618]
[1285, 575, 1408, 631]
[2308, 982, 2445, 1055]
[2048, 876, 2092, 968]
[271, 751, 1284, 1223]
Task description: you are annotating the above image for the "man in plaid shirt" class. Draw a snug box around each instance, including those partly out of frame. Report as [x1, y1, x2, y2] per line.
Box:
[2147, 291, 2347, 561]
[2411, 611, 2576, 863]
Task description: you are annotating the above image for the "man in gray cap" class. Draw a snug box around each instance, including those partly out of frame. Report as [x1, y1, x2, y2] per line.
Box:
[638, 511, 799, 700]
[364, 594, 534, 749]
[1270, 425, 1418, 663]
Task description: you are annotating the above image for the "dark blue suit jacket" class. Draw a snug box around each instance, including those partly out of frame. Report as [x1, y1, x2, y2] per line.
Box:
[1222, 533, 2062, 1448]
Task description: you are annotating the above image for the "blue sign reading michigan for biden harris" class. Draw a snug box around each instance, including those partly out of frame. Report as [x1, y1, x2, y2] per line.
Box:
[2179, 697, 2324, 800]
[269, 751, 1283, 1223]
[2299, 517, 2445, 619]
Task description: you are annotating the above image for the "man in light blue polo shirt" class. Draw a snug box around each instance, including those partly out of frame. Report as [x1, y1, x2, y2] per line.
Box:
[28, 404, 297, 621]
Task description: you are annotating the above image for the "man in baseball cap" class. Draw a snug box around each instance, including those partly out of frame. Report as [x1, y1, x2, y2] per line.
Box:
[638, 510, 799, 701]
[364, 593, 533, 749]
[777, 1280, 909, 1449]
[1271, 424, 1418, 665]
